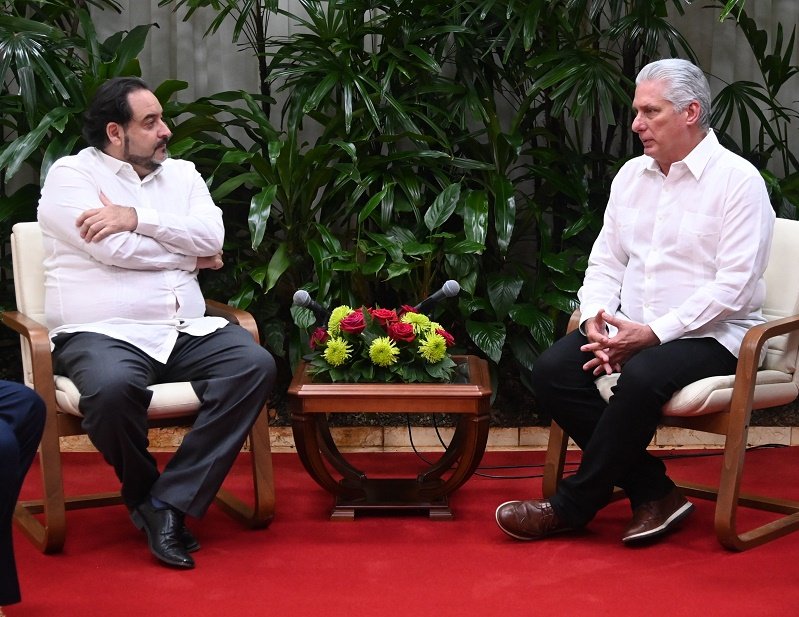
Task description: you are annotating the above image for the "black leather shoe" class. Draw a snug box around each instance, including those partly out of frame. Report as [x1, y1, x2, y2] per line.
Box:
[495, 499, 573, 541]
[130, 501, 195, 568]
[622, 487, 694, 544]
[180, 524, 200, 553]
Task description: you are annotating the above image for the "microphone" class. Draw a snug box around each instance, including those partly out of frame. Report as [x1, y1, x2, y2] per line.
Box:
[293, 289, 330, 326]
[414, 280, 460, 314]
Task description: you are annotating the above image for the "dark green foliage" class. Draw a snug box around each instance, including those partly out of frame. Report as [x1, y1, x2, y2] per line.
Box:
[2, 0, 796, 416]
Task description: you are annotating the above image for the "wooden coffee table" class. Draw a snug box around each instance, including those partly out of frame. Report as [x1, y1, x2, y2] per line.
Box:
[287, 355, 492, 520]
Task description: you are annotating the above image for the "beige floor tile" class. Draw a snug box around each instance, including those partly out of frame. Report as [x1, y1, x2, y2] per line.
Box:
[519, 426, 552, 448]
[655, 427, 725, 448]
[486, 427, 519, 449]
[747, 426, 791, 446]
[384, 426, 455, 449]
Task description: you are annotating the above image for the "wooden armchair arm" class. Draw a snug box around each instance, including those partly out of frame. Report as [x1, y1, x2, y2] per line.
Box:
[727, 313, 799, 419]
[1, 310, 58, 404]
[204, 299, 261, 344]
[567, 309, 581, 333]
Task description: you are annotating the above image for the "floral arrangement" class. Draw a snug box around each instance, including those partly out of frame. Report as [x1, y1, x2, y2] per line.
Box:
[304, 304, 458, 383]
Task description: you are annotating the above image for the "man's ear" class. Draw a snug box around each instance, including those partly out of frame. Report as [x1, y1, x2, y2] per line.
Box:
[685, 100, 701, 126]
[106, 122, 123, 146]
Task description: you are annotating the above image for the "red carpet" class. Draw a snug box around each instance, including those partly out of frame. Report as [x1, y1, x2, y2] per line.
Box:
[9, 446, 799, 616]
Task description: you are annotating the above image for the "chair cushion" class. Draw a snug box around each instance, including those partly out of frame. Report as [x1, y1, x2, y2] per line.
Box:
[54, 375, 201, 419]
[595, 370, 798, 417]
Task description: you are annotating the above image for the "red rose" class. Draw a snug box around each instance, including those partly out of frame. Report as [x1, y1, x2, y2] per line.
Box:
[339, 310, 366, 334]
[398, 304, 418, 317]
[369, 307, 398, 327]
[309, 327, 329, 350]
[436, 328, 455, 347]
[387, 321, 416, 342]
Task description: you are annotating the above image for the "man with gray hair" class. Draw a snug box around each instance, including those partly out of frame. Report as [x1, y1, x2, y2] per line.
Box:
[495, 58, 775, 544]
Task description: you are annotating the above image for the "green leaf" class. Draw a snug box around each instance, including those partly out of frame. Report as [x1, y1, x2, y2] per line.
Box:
[0, 108, 71, 180]
[264, 242, 291, 294]
[492, 175, 515, 256]
[463, 190, 489, 247]
[486, 273, 524, 320]
[424, 183, 461, 231]
[248, 185, 277, 250]
[465, 320, 506, 364]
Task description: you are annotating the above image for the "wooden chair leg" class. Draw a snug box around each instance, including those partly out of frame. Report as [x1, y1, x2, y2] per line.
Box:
[14, 407, 67, 554]
[542, 421, 569, 499]
[215, 407, 275, 528]
[676, 422, 799, 551]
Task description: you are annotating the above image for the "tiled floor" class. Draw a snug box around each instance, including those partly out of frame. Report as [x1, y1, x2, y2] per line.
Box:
[60, 424, 799, 453]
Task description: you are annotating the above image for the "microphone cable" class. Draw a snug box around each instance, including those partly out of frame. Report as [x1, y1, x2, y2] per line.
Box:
[403, 414, 786, 480]
[404, 414, 580, 480]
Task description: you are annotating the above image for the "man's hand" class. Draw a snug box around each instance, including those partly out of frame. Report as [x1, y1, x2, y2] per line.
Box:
[76, 191, 138, 242]
[197, 253, 224, 270]
[580, 309, 660, 376]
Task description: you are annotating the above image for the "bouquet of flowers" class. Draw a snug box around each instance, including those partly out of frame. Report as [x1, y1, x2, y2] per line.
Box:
[304, 304, 458, 383]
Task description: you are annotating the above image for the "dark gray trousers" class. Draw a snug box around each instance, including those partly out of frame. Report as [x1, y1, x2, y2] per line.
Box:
[0, 380, 45, 605]
[532, 329, 737, 528]
[52, 324, 276, 518]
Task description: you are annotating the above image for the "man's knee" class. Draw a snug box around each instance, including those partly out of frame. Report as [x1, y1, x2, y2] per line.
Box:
[78, 376, 152, 425]
[248, 345, 277, 392]
[531, 332, 585, 392]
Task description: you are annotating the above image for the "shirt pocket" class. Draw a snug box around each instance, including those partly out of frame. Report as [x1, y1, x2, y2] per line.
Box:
[676, 213, 722, 264]
[612, 207, 639, 254]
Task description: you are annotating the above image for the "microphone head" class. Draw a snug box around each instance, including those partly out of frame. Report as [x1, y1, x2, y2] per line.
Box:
[442, 280, 460, 297]
[293, 289, 311, 307]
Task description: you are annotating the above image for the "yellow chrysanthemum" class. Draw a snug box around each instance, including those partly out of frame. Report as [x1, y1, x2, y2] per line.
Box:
[327, 305, 354, 336]
[401, 311, 431, 334]
[323, 337, 352, 366]
[369, 337, 400, 367]
[418, 333, 447, 363]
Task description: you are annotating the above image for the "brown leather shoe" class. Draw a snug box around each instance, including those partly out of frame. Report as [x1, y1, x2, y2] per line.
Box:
[495, 499, 572, 541]
[622, 487, 694, 544]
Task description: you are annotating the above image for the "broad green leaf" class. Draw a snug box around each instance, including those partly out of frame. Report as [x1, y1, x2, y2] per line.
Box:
[424, 183, 461, 231]
[465, 320, 506, 364]
[486, 273, 524, 320]
[248, 185, 277, 250]
[264, 242, 291, 294]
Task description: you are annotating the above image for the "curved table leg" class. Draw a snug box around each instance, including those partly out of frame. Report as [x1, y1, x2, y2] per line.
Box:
[315, 414, 367, 485]
[292, 409, 491, 520]
[418, 412, 490, 502]
[416, 414, 468, 485]
[291, 411, 363, 500]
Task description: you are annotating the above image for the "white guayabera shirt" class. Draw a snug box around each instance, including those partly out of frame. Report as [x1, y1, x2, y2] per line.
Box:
[38, 147, 230, 363]
[578, 130, 775, 358]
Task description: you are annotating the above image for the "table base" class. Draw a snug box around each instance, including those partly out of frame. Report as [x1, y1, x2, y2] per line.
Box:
[287, 356, 492, 520]
[331, 478, 452, 520]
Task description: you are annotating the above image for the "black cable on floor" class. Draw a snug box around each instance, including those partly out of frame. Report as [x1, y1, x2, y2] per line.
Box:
[403, 415, 789, 480]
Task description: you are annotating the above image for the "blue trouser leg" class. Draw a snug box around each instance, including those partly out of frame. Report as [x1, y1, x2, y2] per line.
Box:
[0, 381, 45, 605]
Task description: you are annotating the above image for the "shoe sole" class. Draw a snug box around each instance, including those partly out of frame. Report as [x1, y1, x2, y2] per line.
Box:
[622, 500, 695, 544]
[495, 501, 573, 541]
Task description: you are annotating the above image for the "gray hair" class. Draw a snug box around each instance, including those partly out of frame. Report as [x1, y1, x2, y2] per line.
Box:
[636, 59, 711, 130]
